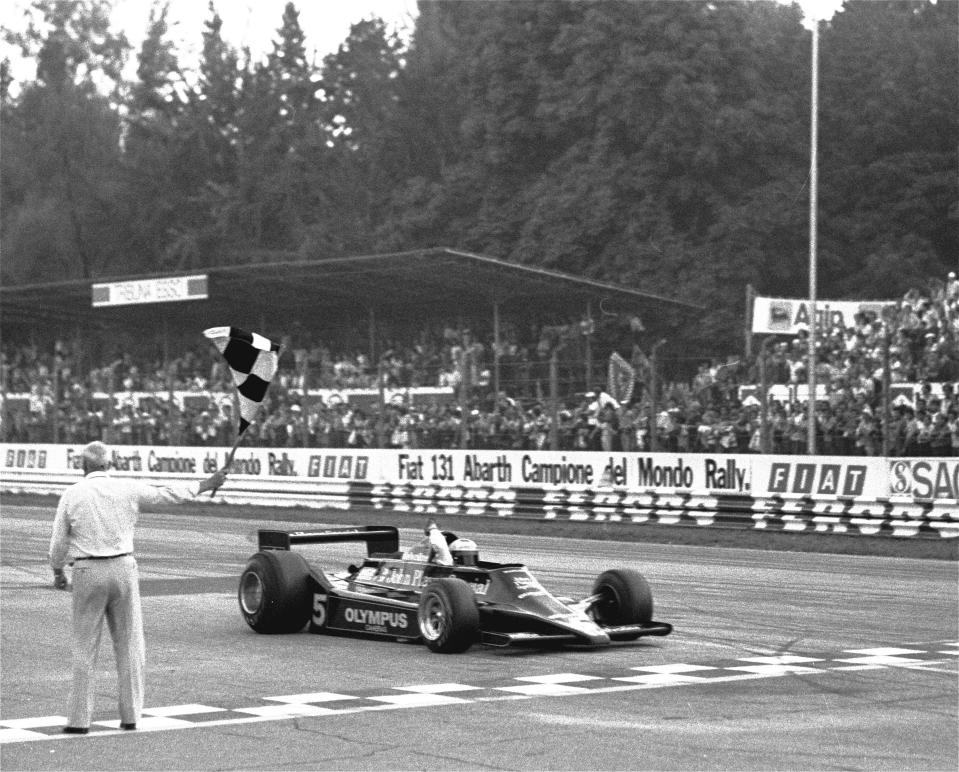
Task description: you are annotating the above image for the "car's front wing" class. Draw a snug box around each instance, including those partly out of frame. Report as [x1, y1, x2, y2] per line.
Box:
[480, 620, 673, 647]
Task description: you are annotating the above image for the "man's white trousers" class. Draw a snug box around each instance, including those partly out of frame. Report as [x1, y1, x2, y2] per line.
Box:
[68, 556, 144, 728]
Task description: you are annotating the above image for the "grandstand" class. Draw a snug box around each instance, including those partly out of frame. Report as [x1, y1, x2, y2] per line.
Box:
[1, 250, 956, 457]
[2, 248, 691, 448]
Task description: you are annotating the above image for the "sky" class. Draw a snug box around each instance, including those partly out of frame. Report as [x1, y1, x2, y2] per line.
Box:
[3, 0, 420, 85]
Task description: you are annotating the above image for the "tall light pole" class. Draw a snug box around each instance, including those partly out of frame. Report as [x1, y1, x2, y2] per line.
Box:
[807, 16, 820, 455]
[798, 0, 844, 455]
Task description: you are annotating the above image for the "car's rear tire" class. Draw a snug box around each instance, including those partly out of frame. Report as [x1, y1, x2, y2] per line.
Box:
[590, 569, 653, 626]
[238, 550, 312, 634]
[417, 578, 479, 653]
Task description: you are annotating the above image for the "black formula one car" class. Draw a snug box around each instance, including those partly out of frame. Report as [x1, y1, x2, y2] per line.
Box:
[238, 525, 672, 653]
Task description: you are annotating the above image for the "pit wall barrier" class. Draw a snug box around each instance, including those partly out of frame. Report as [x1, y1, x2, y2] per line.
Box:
[2, 444, 956, 539]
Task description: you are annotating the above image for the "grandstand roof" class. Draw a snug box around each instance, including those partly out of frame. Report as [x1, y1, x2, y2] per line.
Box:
[0, 248, 700, 335]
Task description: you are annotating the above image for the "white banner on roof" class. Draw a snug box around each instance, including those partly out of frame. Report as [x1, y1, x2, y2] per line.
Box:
[92, 275, 208, 307]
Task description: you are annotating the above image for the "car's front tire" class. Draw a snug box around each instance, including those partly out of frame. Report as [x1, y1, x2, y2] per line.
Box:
[238, 550, 312, 634]
[589, 569, 653, 627]
[417, 578, 479, 653]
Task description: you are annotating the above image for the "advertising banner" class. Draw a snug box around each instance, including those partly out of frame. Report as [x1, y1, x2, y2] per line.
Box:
[387, 450, 753, 494]
[751, 296, 893, 335]
[888, 458, 959, 502]
[2, 444, 955, 512]
[0, 445, 753, 494]
[746, 456, 888, 499]
[0, 443, 375, 482]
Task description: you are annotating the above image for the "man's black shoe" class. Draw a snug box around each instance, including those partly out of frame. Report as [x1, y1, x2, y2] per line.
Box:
[62, 726, 89, 734]
[120, 723, 136, 730]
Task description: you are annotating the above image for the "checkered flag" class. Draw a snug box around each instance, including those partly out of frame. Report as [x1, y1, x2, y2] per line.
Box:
[203, 326, 280, 436]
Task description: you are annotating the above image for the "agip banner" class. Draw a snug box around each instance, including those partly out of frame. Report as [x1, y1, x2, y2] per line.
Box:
[751, 296, 894, 335]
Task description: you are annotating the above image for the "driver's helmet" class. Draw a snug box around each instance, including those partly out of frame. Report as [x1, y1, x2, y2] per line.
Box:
[449, 538, 479, 567]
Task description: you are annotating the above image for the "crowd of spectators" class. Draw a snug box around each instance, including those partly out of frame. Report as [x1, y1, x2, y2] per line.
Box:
[3, 274, 957, 456]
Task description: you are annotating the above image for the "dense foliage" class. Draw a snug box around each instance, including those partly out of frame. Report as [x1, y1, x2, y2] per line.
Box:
[2, 0, 956, 358]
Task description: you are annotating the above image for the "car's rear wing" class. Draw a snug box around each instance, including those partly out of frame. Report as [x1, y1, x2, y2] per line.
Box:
[257, 526, 400, 556]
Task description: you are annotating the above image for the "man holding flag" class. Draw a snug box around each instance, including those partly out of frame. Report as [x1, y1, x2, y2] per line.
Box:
[50, 326, 280, 733]
[50, 442, 228, 734]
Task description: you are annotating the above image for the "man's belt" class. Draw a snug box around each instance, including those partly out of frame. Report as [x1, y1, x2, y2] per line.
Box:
[74, 553, 132, 561]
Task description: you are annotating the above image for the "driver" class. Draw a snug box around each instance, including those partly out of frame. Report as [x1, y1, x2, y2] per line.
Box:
[449, 538, 479, 567]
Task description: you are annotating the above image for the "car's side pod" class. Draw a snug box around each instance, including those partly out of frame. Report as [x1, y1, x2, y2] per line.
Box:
[257, 526, 400, 557]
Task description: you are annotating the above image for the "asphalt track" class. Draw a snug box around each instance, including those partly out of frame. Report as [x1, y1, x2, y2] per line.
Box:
[1, 501, 956, 771]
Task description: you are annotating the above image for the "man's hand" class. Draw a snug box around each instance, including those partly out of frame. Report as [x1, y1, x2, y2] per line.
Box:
[52, 569, 68, 591]
[199, 468, 229, 496]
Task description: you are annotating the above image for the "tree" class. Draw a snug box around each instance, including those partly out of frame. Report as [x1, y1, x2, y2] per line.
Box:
[306, 17, 406, 256]
[3, 0, 954, 368]
[129, 1, 183, 117]
[379, 0, 956, 358]
[4, 0, 128, 97]
[158, 1, 243, 267]
[814, 0, 958, 298]
[373, 1, 549, 253]
[232, 2, 321, 251]
[1, 0, 130, 282]
[121, 2, 191, 271]
[160, 2, 324, 263]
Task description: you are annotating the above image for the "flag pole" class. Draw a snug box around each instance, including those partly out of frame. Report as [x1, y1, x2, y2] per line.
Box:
[224, 373, 244, 467]
[211, 358, 243, 497]
[209, 433, 241, 498]
[225, 433, 243, 467]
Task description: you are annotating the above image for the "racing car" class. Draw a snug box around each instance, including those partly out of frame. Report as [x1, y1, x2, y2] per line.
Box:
[238, 525, 672, 653]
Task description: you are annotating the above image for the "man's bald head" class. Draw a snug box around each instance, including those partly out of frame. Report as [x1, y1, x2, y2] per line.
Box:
[81, 441, 110, 474]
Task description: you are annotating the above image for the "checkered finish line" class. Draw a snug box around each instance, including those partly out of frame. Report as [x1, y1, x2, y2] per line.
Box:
[2, 642, 955, 744]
